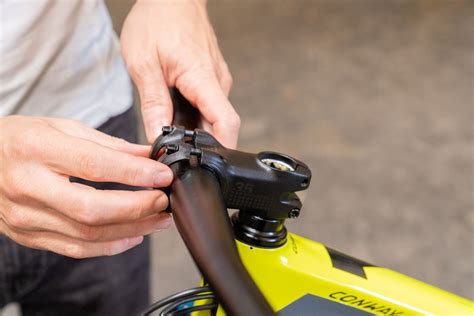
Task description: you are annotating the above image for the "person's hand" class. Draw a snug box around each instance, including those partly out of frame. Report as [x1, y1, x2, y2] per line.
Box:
[121, 0, 240, 148]
[0, 116, 173, 258]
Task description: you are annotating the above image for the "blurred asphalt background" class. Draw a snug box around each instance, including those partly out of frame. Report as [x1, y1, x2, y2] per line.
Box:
[4, 1, 472, 314]
[109, 0, 474, 301]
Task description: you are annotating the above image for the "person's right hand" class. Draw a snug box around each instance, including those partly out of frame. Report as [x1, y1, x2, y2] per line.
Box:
[0, 116, 173, 258]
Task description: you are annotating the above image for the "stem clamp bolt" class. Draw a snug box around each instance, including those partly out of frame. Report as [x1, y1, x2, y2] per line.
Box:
[166, 144, 179, 154]
[190, 148, 202, 157]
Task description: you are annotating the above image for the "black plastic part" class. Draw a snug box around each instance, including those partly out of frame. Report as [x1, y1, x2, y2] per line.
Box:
[232, 211, 287, 248]
[170, 162, 275, 316]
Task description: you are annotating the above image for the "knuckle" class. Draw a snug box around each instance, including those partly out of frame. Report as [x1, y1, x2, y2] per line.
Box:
[220, 62, 233, 85]
[227, 111, 241, 131]
[223, 72, 233, 89]
[196, 62, 217, 79]
[6, 207, 28, 229]
[126, 56, 155, 78]
[8, 124, 43, 158]
[75, 198, 100, 225]
[2, 170, 29, 201]
[77, 153, 103, 179]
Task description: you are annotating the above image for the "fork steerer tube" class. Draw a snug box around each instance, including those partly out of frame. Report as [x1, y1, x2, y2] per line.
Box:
[170, 162, 275, 316]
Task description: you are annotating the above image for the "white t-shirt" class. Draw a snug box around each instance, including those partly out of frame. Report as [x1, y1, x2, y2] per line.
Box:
[0, 0, 133, 128]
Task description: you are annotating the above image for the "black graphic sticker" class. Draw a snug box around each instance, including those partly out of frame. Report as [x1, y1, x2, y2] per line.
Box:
[326, 247, 374, 279]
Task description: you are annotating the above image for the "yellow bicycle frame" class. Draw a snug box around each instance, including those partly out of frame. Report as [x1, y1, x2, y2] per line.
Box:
[150, 124, 472, 315]
[196, 233, 473, 315]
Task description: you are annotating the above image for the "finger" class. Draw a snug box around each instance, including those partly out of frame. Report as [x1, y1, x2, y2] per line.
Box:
[40, 128, 172, 188]
[127, 56, 173, 143]
[176, 68, 240, 149]
[219, 67, 233, 97]
[24, 168, 169, 225]
[4, 204, 172, 242]
[215, 51, 233, 97]
[0, 219, 144, 258]
[45, 118, 150, 157]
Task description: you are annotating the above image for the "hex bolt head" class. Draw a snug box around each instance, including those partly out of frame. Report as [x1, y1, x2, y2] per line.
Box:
[162, 126, 173, 135]
[190, 148, 202, 157]
[288, 208, 300, 219]
[166, 144, 179, 154]
[184, 130, 195, 137]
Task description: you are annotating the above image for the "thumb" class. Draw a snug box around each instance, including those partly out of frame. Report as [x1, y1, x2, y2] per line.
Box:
[128, 59, 173, 143]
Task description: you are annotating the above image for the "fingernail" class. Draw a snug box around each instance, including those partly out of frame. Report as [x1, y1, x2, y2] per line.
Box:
[111, 236, 144, 255]
[154, 193, 169, 211]
[154, 214, 172, 232]
[126, 236, 144, 248]
[153, 169, 173, 187]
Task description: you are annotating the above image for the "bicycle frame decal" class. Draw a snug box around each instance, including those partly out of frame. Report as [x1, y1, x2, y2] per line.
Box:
[279, 294, 373, 315]
[327, 247, 374, 279]
[329, 292, 403, 315]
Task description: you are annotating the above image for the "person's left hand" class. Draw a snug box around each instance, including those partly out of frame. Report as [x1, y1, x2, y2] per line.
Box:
[121, 0, 240, 148]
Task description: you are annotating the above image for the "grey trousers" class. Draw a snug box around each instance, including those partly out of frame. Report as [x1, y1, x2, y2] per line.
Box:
[0, 108, 150, 316]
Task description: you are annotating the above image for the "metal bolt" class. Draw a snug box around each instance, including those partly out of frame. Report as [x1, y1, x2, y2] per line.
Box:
[162, 126, 173, 135]
[288, 208, 300, 219]
[190, 148, 202, 157]
[166, 144, 179, 154]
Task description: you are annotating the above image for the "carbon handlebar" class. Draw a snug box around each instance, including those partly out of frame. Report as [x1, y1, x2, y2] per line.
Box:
[170, 161, 274, 315]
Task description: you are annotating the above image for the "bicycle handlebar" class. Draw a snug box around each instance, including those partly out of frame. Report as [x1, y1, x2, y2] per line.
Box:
[170, 161, 274, 315]
[149, 89, 310, 315]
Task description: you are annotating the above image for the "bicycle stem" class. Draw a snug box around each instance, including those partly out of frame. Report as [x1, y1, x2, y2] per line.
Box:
[151, 88, 310, 315]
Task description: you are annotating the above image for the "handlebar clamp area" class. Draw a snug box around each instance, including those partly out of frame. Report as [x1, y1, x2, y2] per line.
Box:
[150, 126, 311, 221]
